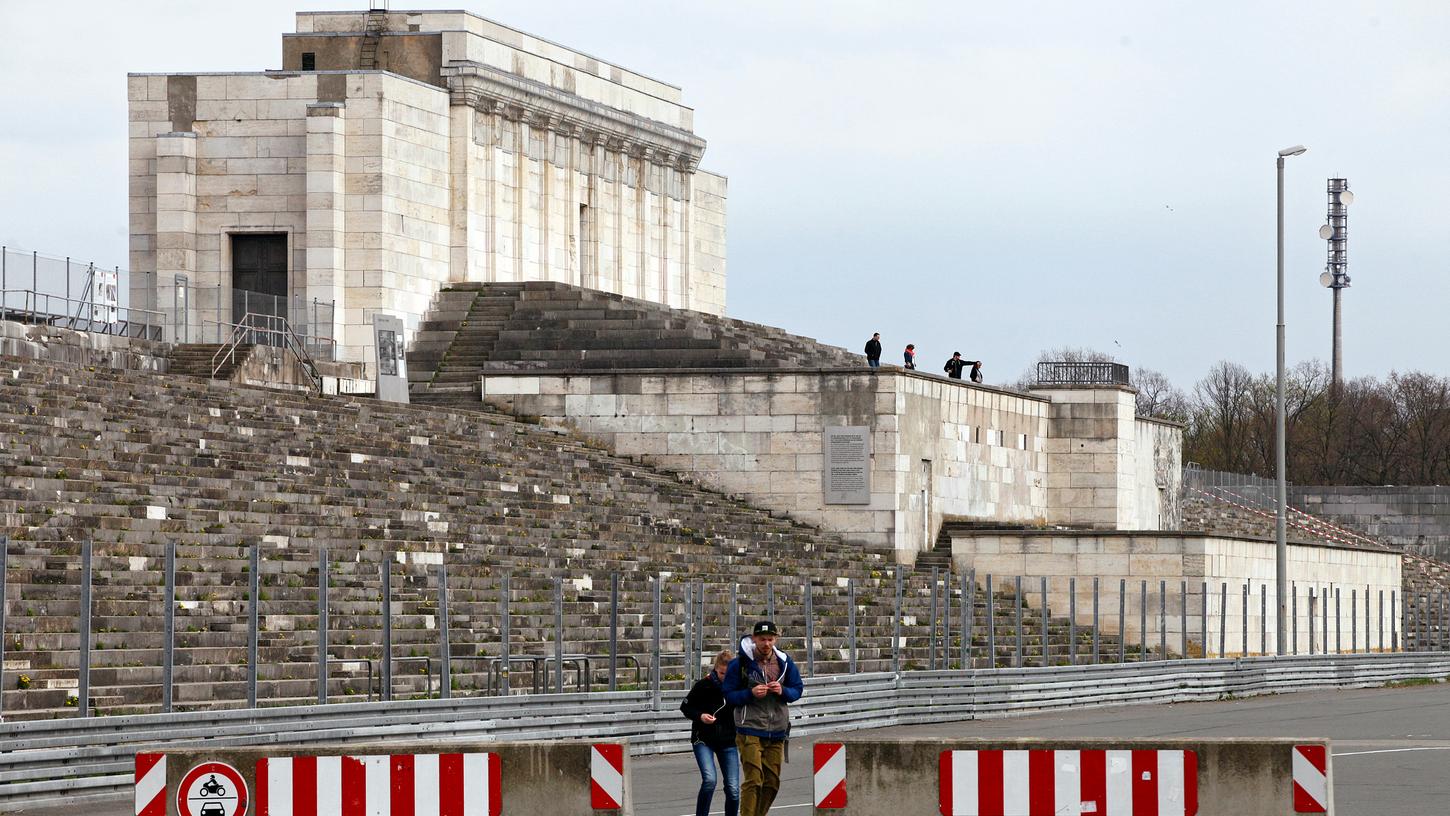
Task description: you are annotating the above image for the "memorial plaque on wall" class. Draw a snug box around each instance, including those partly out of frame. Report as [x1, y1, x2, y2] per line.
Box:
[823, 425, 871, 505]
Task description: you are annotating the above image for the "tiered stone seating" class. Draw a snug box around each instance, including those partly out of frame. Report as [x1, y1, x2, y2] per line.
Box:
[409, 282, 863, 405]
[0, 355, 1140, 720]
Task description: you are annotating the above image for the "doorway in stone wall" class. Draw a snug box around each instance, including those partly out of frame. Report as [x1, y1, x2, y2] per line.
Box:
[230, 233, 288, 323]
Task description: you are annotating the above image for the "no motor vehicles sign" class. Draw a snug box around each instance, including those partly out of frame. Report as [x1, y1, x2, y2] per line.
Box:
[178, 761, 249, 816]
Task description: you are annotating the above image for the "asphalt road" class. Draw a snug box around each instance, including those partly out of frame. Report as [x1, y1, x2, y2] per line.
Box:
[632, 684, 1450, 816]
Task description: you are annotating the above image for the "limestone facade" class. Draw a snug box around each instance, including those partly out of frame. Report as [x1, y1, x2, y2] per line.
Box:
[950, 530, 1402, 656]
[479, 369, 1181, 558]
[128, 10, 726, 370]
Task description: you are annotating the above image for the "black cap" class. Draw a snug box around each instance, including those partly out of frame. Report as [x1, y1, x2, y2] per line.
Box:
[752, 620, 779, 636]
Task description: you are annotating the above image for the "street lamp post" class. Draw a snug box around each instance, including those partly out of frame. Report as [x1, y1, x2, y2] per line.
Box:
[1276, 144, 1306, 656]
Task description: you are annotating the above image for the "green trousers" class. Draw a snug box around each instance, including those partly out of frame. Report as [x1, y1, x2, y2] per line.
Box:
[736, 734, 784, 816]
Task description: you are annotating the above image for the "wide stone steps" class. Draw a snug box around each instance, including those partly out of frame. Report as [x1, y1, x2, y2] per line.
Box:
[1, 353, 1152, 716]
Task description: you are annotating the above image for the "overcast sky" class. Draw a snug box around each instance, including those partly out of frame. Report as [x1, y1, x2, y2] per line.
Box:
[2, 1, 1447, 388]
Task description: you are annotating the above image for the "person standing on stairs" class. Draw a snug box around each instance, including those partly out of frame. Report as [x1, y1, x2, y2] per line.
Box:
[681, 650, 741, 816]
[723, 621, 804, 816]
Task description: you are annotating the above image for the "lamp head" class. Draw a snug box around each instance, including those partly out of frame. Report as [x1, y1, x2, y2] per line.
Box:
[1278, 145, 1308, 157]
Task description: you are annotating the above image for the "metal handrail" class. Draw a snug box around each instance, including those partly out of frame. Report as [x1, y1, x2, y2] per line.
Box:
[207, 313, 325, 393]
[0, 289, 165, 340]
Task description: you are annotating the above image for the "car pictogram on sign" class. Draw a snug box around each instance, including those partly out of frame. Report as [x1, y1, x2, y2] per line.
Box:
[177, 761, 249, 816]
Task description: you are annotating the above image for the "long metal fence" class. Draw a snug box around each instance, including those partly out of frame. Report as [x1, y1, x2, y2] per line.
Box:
[1, 535, 1442, 726]
[1, 245, 336, 355]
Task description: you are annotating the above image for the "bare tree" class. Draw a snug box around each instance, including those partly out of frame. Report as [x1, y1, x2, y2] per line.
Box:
[1133, 366, 1191, 422]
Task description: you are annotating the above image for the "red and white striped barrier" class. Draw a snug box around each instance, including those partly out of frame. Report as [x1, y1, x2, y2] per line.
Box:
[590, 743, 625, 810]
[814, 743, 847, 809]
[256, 753, 500, 816]
[134, 753, 166, 816]
[1292, 745, 1328, 813]
[938, 749, 1198, 816]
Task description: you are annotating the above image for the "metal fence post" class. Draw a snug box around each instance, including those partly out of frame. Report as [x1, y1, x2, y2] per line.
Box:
[554, 577, 564, 693]
[1260, 584, 1267, 656]
[1040, 577, 1049, 667]
[651, 575, 662, 710]
[1357, 585, 1368, 655]
[437, 561, 450, 699]
[1118, 579, 1127, 664]
[1068, 577, 1077, 667]
[1200, 581, 1208, 660]
[929, 568, 939, 671]
[1092, 577, 1100, 665]
[683, 583, 693, 683]
[1014, 576, 1024, 668]
[804, 580, 814, 677]
[729, 582, 738, 645]
[1241, 583, 1248, 657]
[79, 541, 91, 717]
[609, 572, 619, 691]
[380, 554, 391, 702]
[163, 539, 175, 713]
[318, 547, 329, 705]
[500, 572, 511, 696]
[848, 577, 857, 673]
[1379, 589, 1385, 652]
[0, 535, 6, 722]
[1218, 583, 1227, 658]
[249, 543, 259, 708]
[986, 574, 996, 669]
[1139, 580, 1148, 662]
[962, 569, 973, 670]
[1390, 590, 1397, 651]
[696, 581, 705, 674]
[1159, 579, 1167, 660]
[767, 581, 775, 621]
[1335, 589, 1342, 654]
[893, 569, 904, 674]
[1324, 586, 1331, 652]
[943, 571, 952, 670]
[1180, 580, 1188, 660]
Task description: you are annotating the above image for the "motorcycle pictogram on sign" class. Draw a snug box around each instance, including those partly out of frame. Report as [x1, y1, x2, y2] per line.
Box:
[177, 761, 248, 816]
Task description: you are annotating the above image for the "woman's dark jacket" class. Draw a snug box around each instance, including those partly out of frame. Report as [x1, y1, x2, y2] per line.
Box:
[681, 672, 736, 748]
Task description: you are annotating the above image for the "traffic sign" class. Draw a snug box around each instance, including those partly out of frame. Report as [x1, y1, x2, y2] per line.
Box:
[177, 761, 249, 816]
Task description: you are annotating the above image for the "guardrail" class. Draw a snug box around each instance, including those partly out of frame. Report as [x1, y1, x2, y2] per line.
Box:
[2, 652, 1446, 809]
[1035, 361, 1131, 386]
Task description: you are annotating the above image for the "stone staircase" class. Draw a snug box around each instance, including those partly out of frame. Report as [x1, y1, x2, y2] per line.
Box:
[408, 281, 863, 406]
[168, 343, 253, 380]
[0, 355, 1145, 720]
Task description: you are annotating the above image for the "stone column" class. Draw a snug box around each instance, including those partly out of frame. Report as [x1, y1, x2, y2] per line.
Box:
[1032, 384, 1140, 529]
[446, 101, 478, 284]
[304, 103, 346, 348]
[154, 132, 197, 343]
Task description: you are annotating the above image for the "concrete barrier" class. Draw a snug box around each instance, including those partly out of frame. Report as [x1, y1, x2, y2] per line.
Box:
[135, 740, 632, 816]
[812, 738, 1332, 815]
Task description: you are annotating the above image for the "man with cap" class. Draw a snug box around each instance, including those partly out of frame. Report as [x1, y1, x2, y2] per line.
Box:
[722, 620, 804, 816]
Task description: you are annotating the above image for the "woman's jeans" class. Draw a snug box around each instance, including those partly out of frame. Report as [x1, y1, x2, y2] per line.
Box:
[693, 741, 741, 816]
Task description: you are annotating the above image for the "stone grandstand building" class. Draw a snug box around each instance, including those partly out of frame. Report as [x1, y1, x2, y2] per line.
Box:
[127, 8, 727, 366]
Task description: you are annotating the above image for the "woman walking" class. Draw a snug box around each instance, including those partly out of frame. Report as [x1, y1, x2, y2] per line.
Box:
[681, 650, 740, 816]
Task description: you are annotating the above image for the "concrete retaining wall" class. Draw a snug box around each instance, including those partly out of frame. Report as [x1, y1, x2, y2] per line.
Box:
[0, 319, 168, 372]
[950, 530, 1402, 655]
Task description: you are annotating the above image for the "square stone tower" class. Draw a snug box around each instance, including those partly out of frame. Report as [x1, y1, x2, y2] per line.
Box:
[127, 8, 727, 368]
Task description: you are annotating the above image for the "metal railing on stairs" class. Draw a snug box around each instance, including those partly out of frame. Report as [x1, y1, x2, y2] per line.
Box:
[210, 312, 324, 393]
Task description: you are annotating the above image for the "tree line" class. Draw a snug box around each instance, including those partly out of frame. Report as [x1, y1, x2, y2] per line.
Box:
[1023, 348, 1450, 486]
